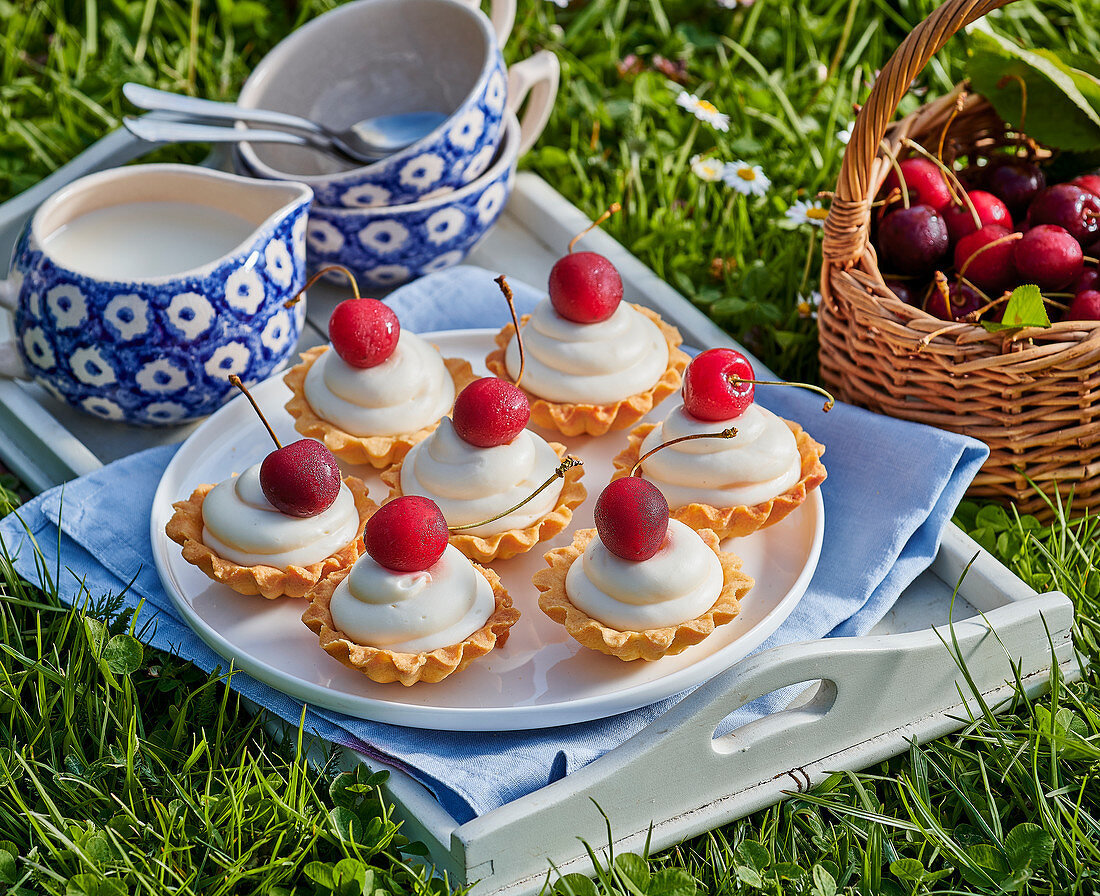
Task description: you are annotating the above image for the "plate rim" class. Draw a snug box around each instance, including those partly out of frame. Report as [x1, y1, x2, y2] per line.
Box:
[150, 327, 824, 730]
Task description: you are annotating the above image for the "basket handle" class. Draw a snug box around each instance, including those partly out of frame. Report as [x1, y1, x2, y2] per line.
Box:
[822, 0, 1016, 268]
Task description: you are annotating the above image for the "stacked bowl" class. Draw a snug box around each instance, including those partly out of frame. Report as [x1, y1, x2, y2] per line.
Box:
[234, 0, 559, 289]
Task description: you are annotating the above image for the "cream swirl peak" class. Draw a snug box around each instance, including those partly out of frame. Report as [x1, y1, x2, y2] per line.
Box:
[398, 418, 565, 536]
[503, 298, 669, 404]
[201, 464, 360, 569]
[637, 401, 801, 508]
[303, 331, 454, 437]
[329, 544, 496, 653]
[565, 520, 723, 630]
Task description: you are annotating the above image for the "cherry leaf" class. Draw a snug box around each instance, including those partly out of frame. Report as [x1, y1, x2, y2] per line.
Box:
[982, 284, 1051, 332]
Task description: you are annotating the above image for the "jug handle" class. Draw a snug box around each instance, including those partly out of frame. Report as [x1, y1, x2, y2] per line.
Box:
[507, 51, 561, 156]
[453, 0, 515, 46]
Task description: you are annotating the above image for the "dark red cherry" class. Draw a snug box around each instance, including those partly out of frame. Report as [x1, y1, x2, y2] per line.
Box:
[260, 438, 342, 518]
[884, 279, 926, 306]
[1066, 289, 1100, 321]
[1071, 268, 1100, 295]
[985, 157, 1045, 218]
[451, 378, 531, 448]
[364, 496, 449, 573]
[328, 297, 400, 368]
[924, 279, 985, 322]
[878, 204, 950, 275]
[954, 224, 1018, 296]
[1014, 225, 1084, 292]
[682, 347, 755, 422]
[594, 478, 670, 562]
[548, 251, 623, 323]
[1026, 183, 1100, 244]
[881, 158, 952, 211]
[942, 190, 1012, 243]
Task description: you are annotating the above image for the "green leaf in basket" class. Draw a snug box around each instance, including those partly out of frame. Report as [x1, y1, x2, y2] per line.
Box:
[981, 284, 1051, 332]
[967, 30, 1100, 152]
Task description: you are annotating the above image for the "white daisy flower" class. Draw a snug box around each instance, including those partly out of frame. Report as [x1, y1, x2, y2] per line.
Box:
[723, 161, 770, 196]
[716, 0, 754, 6]
[837, 122, 853, 145]
[797, 291, 823, 320]
[786, 199, 830, 227]
[676, 92, 730, 132]
[690, 154, 725, 182]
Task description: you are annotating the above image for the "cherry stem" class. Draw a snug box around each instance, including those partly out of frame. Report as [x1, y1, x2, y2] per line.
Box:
[902, 137, 975, 225]
[957, 230, 1023, 281]
[568, 202, 622, 253]
[447, 456, 583, 532]
[495, 274, 525, 387]
[996, 73, 1028, 131]
[629, 428, 737, 478]
[229, 375, 282, 449]
[879, 140, 910, 209]
[284, 264, 362, 309]
[727, 374, 835, 412]
[936, 90, 967, 175]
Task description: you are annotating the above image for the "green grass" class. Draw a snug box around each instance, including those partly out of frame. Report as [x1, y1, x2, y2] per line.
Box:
[2, 1, 1100, 894]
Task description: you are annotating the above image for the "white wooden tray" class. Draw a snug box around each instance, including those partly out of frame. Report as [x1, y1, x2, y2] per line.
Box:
[0, 130, 1078, 896]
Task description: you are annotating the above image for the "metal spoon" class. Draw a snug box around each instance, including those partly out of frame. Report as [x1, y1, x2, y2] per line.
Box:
[122, 82, 445, 164]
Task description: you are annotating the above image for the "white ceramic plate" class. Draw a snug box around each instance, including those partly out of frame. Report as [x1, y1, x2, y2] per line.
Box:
[151, 329, 824, 731]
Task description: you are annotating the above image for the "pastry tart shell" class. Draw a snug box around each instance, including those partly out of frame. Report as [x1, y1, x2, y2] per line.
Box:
[302, 563, 520, 685]
[284, 345, 479, 468]
[534, 528, 754, 662]
[164, 476, 375, 600]
[611, 419, 827, 540]
[380, 441, 587, 563]
[484, 305, 690, 437]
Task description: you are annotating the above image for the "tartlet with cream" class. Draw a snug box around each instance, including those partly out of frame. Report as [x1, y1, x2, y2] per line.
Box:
[534, 478, 754, 661]
[381, 377, 586, 563]
[303, 497, 519, 685]
[612, 348, 826, 539]
[284, 293, 476, 468]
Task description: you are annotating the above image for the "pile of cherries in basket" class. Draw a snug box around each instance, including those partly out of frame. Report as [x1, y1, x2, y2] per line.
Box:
[873, 149, 1100, 324]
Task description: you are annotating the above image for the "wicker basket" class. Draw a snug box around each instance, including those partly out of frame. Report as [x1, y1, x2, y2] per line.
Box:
[819, 0, 1100, 516]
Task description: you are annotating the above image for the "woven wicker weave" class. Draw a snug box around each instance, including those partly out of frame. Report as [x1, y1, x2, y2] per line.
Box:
[819, 0, 1100, 515]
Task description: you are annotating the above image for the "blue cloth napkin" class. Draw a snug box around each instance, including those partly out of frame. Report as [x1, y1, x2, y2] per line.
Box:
[0, 265, 988, 823]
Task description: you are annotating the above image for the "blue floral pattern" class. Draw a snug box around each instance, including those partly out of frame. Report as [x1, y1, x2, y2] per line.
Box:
[11, 201, 310, 426]
[305, 147, 515, 289]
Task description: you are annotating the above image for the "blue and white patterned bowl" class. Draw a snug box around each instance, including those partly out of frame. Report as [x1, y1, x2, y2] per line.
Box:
[235, 0, 509, 209]
[4, 164, 312, 426]
[304, 114, 521, 289]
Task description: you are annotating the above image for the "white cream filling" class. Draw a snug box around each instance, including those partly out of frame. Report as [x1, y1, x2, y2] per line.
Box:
[201, 464, 360, 569]
[565, 520, 723, 630]
[399, 419, 564, 536]
[329, 544, 496, 653]
[303, 331, 455, 437]
[637, 402, 801, 508]
[503, 298, 669, 404]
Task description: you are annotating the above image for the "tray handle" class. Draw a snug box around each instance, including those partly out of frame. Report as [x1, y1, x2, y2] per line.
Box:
[458, 592, 1074, 876]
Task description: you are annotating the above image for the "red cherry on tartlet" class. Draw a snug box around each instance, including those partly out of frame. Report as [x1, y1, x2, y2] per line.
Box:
[260, 438, 343, 518]
[365, 495, 449, 573]
[452, 377, 531, 448]
[548, 251, 624, 323]
[595, 477, 670, 562]
[682, 348, 755, 422]
[328, 297, 400, 368]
